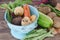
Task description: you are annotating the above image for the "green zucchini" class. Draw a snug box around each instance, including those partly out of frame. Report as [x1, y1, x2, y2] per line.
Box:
[38, 12, 53, 28]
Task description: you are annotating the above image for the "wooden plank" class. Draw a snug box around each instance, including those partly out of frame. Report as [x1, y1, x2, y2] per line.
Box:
[0, 32, 16, 40]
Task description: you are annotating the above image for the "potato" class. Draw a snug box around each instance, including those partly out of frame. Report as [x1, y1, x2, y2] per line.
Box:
[21, 17, 31, 26]
[50, 28, 58, 35]
[38, 6, 51, 14]
[30, 15, 36, 22]
[14, 6, 24, 16]
[53, 17, 60, 28]
[47, 12, 57, 19]
[56, 3, 60, 10]
[12, 17, 22, 25]
[49, 0, 57, 6]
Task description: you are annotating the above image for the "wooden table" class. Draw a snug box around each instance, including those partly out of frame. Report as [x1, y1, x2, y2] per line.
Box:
[0, 0, 60, 40]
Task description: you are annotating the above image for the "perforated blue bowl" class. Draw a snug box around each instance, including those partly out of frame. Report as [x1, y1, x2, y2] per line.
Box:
[4, 5, 39, 40]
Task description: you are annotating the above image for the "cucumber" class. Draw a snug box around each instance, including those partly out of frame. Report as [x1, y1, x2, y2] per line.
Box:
[38, 12, 53, 28]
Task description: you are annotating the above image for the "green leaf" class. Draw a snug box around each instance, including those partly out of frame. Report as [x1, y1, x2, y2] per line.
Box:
[6, 10, 12, 23]
[0, 4, 13, 13]
[8, 2, 15, 9]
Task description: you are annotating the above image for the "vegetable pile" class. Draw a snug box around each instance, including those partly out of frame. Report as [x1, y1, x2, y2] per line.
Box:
[0, 2, 36, 26]
[1, 0, 60, 40]
[38, 4, 60, 35]
[12, 4, 36, 26]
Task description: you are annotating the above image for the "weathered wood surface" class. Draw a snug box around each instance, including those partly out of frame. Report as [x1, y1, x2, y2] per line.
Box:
[0, 0, 60, 40]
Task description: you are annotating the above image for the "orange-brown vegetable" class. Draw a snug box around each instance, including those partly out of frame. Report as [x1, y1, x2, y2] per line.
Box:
[26, 4, 30, 17]
[30, 15, 36, 22]
[23, 4, 30, 18]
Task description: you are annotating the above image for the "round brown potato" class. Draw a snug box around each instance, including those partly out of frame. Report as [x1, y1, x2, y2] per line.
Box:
[49, 28, 58, 35]
[21, 17, 31, 26]
[14, 7, 24, 16]
[47, 12, 57, 19]
[30, 15, 36, 22]
[38, 6, 51, 14]
[49, 0, 57, 6]
[53, 17, 60, 28]
[55, 3, 60, 10]
[12, 17, 22, 25]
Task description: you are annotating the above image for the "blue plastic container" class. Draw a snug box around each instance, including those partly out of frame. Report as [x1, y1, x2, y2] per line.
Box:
[4, 5, 39, 40]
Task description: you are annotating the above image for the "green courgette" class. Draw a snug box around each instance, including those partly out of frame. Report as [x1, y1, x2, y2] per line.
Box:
[38, 12, 53, 28]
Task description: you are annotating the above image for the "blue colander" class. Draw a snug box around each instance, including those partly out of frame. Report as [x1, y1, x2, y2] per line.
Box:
[4, 5, 39, 40]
